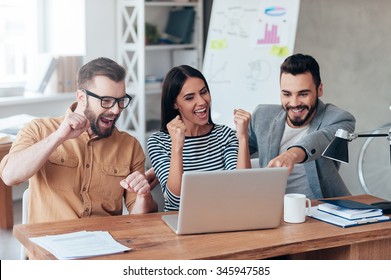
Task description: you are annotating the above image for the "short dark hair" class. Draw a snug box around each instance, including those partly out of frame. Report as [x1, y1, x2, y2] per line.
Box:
[280, 53, 321, 88]
[77, 57, 126, 89]
[160, 65, 214, 132]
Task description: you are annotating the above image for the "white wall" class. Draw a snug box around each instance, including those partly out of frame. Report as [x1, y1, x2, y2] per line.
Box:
[46, 0, 86, 55]
[84, 0, 117, 63]
[295, 0, 391, 198]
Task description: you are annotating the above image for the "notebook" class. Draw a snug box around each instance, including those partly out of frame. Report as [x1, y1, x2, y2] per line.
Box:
[162, 167, 289, 235]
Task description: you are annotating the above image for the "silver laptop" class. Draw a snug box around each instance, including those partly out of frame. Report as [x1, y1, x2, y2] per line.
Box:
[162, 167, 289, 235]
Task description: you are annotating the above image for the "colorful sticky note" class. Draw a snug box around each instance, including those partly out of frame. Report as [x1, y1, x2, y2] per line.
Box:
[210, 39, 228, 50]
[270, 45, 289, 57]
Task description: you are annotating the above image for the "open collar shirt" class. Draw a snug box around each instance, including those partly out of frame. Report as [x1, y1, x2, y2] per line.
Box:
[248, 100, 356, 198]
[0, 103, 145, 223]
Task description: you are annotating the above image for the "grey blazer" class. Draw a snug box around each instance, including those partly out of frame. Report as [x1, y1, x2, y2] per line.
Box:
[248, 100, 356, 198]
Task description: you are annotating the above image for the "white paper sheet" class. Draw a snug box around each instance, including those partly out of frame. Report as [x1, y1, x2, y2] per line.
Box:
[0, 133, 15, 144]
[29, 231, 131, 259]
[0, 114, 37, 133]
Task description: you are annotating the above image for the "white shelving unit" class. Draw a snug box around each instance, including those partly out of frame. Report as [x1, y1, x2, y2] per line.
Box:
[116, 0, 203, 151]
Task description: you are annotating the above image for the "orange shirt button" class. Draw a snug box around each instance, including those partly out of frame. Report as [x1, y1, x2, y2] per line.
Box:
[86, 164, 90, 168]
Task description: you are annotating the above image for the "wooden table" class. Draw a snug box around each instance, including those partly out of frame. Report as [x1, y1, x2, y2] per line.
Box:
[13, 195, 391, 260]
[0, 143, 13, 230]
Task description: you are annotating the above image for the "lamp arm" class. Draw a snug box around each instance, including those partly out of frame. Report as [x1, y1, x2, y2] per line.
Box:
[336, 128, 390, 138]
[344, 128, 390, 140]
[356, 133, 389, 138]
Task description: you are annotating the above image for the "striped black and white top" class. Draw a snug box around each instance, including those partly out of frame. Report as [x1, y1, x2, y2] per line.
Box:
[147, 124, 239, 211]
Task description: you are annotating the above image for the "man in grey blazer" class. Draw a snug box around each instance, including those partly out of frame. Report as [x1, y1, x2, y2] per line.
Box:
[248, 54, 356, 199]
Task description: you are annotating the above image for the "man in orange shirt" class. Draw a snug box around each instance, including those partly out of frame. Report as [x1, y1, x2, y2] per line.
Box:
[0, 57, 157, 223]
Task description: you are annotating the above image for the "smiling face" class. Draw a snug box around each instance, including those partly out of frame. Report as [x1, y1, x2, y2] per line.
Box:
[79, 75, 126, 138]
[280, 72, 323, 128]
[174, 77, 211, 129]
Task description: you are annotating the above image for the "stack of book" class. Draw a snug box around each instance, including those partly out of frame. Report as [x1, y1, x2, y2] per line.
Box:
[56, 56, 83, 93]
[308, 199, 390, 228]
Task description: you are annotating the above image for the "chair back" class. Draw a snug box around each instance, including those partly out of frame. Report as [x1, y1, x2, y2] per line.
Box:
[20, 188, 29, 259]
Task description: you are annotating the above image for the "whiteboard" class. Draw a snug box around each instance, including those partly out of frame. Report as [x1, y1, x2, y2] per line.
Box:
[202, 0, 300, 128]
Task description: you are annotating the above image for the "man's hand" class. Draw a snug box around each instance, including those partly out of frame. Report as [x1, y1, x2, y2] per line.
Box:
[120, 171, 152, 195]
[121, 171, 158, 213]
[267, 147, 306, 173]
[145, 167, 159, 190]
[56, 112, 89, 141]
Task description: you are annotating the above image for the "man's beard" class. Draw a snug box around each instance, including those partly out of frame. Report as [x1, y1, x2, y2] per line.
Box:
[84, 106, 117, 138]
[285, 98, 318, 127]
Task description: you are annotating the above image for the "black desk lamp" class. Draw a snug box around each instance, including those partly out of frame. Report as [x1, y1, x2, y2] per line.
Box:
[322, 128, 391, 164]
[322, 128, 391, 213]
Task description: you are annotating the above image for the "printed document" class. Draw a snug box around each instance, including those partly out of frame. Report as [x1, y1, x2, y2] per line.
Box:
[0, 114, 37, 134]
[29, 231, 131, 259]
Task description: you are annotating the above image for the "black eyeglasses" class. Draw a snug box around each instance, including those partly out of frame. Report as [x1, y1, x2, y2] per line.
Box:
[82, 89, 132, 109]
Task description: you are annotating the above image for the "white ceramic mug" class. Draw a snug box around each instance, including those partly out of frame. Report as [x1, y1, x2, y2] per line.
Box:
[284, 193, 311, 223]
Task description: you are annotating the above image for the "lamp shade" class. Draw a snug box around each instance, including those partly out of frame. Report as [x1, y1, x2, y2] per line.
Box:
[322, 135, 349, 164]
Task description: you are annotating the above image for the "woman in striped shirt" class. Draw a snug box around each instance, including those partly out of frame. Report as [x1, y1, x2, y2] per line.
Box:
[147, 65, 251, 211]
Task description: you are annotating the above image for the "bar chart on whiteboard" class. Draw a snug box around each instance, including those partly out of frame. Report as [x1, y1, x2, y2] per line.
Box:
[203, 0, 300, 128]
[254, 23, 288, 45]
